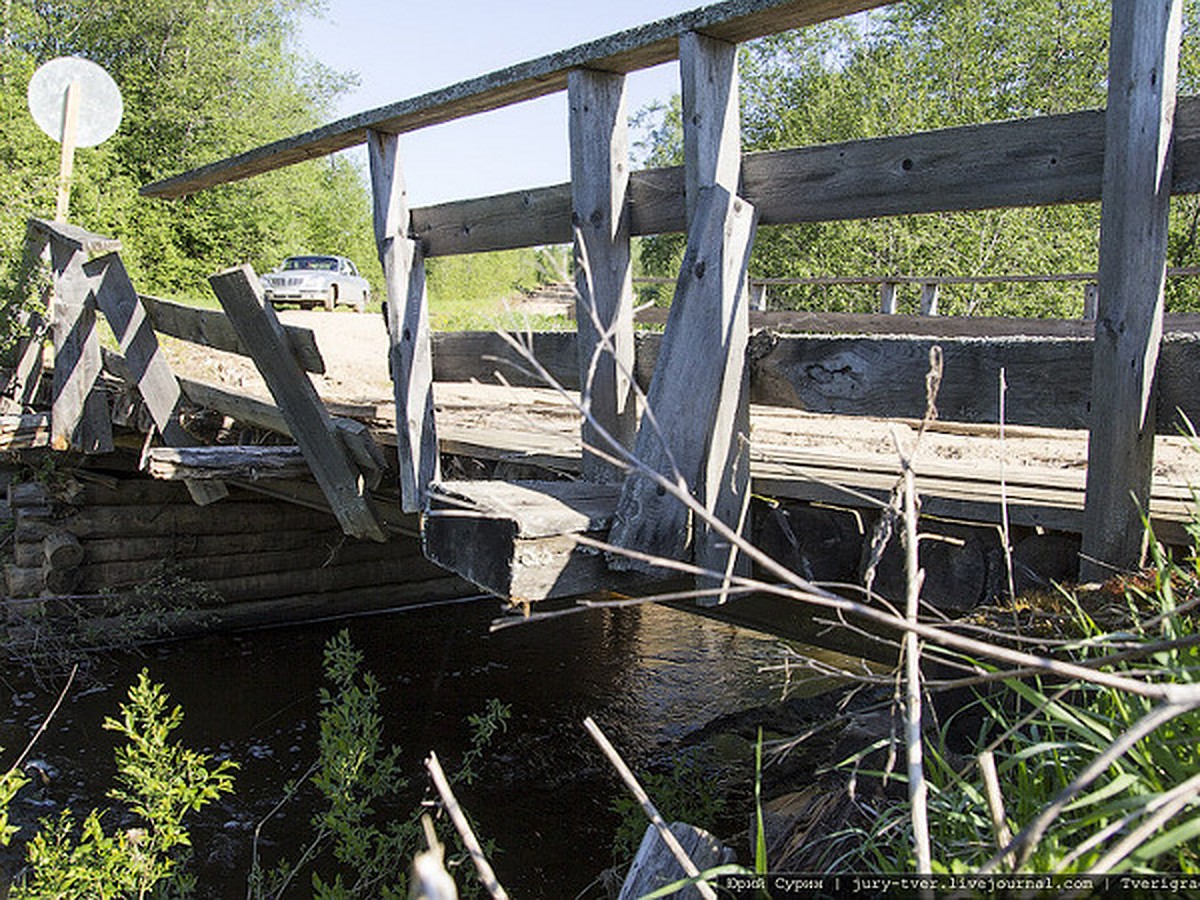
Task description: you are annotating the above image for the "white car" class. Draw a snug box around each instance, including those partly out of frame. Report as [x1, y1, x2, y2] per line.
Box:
[260, 255, 370, 312]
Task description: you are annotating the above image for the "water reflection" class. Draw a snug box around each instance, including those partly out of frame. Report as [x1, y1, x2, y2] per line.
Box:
[2, 598, 837, 896]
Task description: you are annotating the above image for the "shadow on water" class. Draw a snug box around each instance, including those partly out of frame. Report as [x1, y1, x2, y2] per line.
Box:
[1, 596, 850, 896]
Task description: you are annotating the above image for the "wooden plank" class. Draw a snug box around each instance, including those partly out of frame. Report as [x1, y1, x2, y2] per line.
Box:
[1082, 0, 1183, 578]
[610, 186, 757, 572]
[0, 310, 49, 415]
[27, 218, 120, 255]
[569, 68, 637, 481]
[48, 240, 112, 453]
[409, 96, 1200, 257]
[368, 130, 440, 512]
[208, 265, 386, 541]
[0, 413, 51, 451]
[146, 445, 309, 481]
[424, 480, 665, 601]
[748, 332, 1200, 434]
[138, 295, 324, 375]
[141, 0, 885, 199]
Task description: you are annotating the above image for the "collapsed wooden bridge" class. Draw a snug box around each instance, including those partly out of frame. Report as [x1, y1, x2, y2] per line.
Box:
[5, 0, 1200, 622]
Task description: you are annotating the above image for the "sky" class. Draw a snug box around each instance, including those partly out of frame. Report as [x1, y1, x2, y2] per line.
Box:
[297, 1, 702, 207]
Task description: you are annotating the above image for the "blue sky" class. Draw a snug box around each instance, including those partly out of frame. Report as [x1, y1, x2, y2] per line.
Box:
[298, 1, 701, 207]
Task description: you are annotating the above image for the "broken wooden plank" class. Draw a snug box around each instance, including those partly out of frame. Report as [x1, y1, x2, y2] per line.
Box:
[139, 294, 325, 375]
[409, 96, 1200, 257]
[0, 414, 51, 451]
[1081, 1, 1183, 577]
[49, 238, 112, 453]
[0, 310, 49, 415]
[141, 0, 886, 199]
[368, 129, 440, 512]
[569, 68, 637, 481]
[424, 480, 664, 601]
[208, 265, 386, 541]
[146, 445, 310, 481]
[609, 188, 757, 574]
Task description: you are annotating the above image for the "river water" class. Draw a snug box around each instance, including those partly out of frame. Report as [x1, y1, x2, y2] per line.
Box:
[1, 597, 842, 897]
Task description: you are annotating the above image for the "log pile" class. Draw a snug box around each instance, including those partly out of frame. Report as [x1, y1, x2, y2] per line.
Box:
[3, 472, 469, 618]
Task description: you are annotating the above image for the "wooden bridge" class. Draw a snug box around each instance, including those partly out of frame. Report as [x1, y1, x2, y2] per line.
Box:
[7, 0, 1200, 616]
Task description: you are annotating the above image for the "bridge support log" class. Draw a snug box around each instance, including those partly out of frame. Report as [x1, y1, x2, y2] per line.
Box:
[368, 129, 440, 512]
[1082, 0, 1183, 579]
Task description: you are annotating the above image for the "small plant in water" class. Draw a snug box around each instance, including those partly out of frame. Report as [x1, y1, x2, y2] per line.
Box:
[7, 670, 237, 898]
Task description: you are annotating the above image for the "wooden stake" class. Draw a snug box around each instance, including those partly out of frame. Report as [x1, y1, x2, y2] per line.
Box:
[55, 79, 80, 223]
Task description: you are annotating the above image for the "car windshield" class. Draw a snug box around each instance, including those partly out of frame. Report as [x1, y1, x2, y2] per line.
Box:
[282, 256, 339, 271]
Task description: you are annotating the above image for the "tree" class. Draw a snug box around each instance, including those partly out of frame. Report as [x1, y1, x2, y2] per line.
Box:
[0, 0, 380, 319]
[635, 0, 1200, 316]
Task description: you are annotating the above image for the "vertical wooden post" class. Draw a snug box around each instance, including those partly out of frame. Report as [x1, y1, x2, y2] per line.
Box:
[1081, 0, 1182, 580]
[880, 281, 898, 314]
[919, 282, 939, 316]
[49, 239, 111, 453]
[367, 129, 440, 512]
[1083, 282, 1099, 320]
[610, 31, 754, 592]
[568, 68, 636, 482]
[55, 79, 80, 223]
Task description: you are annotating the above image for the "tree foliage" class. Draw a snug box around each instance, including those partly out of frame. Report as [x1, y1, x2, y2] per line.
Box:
[635, 0, 1200, 316]
[0, 0, 380, 308]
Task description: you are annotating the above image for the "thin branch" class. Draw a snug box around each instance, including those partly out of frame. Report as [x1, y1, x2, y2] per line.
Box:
[10, 663, 77, 773]
[582, 716, 718, 900]
[425, 751, 509, 900]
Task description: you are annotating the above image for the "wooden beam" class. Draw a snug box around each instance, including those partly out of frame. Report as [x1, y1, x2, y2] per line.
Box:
[48, 239, 111, 453]
[424, 480, 664, 601]
[0, 413, 50, 451]
[139, 295, 325, 375]
[569, 68, 637, 481]
[609, 186, 757, 573]
[27, 218, 120, 255]
[146, 445, 309, 481]
[408, 96, 1200, 257]
[1082, 0, 1183, 579]
[208, 265, 386, 541]
[368, 129, 440, 512]
[141, 0, 884, 199]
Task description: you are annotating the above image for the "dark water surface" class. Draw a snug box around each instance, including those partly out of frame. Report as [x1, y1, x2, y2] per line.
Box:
[1, 598, 833, 896]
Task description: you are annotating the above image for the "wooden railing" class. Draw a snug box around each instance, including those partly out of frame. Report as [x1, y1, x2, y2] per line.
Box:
[134, 0, 1199, 581]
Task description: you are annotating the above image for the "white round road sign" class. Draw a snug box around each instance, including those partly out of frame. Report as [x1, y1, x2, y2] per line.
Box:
[27, 56, 123, 147]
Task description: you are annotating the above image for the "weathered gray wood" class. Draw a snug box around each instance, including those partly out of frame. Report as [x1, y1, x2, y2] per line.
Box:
[620, 822, 736, 900]
[1, 310, 49, 415]
[681, 33, 752, 589]
[681, 32, 742, 224]
[569, 68, 637, 481]
[27, 218, 121, 255]
[141, 0, 885, 199]
[368, 130, 440, 513]
[0, 413, 51, 451]
[42, 530, 83, 570]
[208, 265, 386, 541]
[146, 445, 310, 481]
[138, 295, 325, 374]
[610, 186, 757, 573]
[1081, 0, 1183, 579]
[406, 96, 1200, 257]
[5, 564, 44, 598]
[49, 239, 112, 453]
[424, 480, 665, 601]
[879, 281, 898, 314]
[920, 283, 939, 316]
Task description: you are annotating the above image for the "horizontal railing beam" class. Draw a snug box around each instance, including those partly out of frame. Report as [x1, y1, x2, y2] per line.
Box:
[141, 0, 883, 199]
[411, 96, 1200, 256]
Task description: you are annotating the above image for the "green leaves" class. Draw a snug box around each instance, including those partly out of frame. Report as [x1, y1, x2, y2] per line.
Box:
[11, 669, 236, 898]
